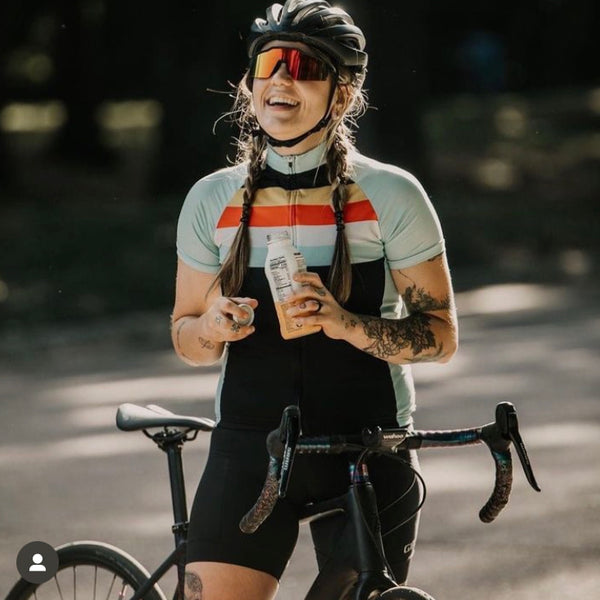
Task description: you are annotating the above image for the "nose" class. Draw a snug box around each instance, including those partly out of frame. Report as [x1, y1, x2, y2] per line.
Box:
[271, 62, 293, 84]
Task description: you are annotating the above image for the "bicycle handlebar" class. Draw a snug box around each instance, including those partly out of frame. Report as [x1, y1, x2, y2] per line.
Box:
[240, 403, 540, 534]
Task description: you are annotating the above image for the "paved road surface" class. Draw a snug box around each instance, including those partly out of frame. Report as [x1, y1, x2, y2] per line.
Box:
[1, 281, 599, 599]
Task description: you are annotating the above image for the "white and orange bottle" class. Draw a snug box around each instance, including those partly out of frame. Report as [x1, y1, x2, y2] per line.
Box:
[264, 231, 321, 340]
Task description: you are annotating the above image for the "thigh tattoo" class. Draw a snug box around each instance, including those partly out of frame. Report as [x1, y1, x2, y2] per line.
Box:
[184, 571, 203, 600]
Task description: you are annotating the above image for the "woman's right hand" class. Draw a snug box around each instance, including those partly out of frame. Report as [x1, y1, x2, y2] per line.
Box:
[201, 296, 258, 343]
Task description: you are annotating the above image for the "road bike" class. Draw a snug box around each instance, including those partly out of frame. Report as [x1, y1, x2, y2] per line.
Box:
[5, 401, 540, 600]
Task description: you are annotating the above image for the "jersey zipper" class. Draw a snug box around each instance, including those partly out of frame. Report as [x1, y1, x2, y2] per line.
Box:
[287, 156, 297, 246]
[287, 155, 303, 416]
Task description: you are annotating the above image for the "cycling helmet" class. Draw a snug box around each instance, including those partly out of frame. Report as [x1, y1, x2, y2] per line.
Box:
[248, 0, 368, 73]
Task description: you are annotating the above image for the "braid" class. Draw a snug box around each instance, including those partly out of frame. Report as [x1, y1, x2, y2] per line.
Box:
[326, 131, 353, 304]
[211, 132, 266, 297]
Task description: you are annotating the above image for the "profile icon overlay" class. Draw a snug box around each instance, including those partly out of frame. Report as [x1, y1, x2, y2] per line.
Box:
[16, 541, 59, 584]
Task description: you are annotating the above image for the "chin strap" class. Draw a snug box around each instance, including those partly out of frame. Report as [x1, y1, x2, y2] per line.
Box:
[257, 79, 337, 148]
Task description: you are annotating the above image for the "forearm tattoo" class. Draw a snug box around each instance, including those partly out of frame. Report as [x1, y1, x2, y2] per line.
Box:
[353, 282, 451, 362]
[184, 572, 203, 600]
[359, 313, 440, 361]
[197, 336, 215, 350]
[174, 319, 215, 360]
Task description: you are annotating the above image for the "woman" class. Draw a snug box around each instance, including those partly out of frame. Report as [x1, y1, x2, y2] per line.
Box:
[171, 1, 458, 598]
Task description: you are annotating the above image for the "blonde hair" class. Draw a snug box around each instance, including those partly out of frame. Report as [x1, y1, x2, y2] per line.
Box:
[213, 67, 367, 304]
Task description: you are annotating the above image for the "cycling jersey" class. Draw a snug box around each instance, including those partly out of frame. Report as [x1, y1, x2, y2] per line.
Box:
[177, 142, 444, 434]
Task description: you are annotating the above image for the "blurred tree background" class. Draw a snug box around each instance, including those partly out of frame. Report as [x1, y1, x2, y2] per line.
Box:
[0, 0, 598, 336]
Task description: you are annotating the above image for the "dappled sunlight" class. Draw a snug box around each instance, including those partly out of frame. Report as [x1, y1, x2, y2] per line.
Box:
[411, 352, 467, 383]
[0, 429, 210, 467]
[125, 511, 175, 536]
[42, 372, 220, 406]
[96, 100, 163, 130]
[456, 283, 567, 316]
[0, 99, 162, 133]
[0, 101, 67, 132]
[521, 422, 600, 448]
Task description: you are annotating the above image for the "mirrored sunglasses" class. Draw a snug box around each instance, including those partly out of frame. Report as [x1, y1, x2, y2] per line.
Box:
[250, 47, 332, 81]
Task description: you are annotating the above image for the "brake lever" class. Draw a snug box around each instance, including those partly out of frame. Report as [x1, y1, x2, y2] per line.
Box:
[496, 402, 541, 492]
[278, 405, 301, 498]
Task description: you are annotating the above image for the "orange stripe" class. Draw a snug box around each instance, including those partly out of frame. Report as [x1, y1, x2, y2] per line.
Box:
[216, 199, 378, 229]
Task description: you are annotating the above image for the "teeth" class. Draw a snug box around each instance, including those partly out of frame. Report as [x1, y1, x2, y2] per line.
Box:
[267, 96, 299, 107]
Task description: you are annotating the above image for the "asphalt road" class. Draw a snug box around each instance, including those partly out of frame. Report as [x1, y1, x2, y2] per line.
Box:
[1, 281, 599, 599]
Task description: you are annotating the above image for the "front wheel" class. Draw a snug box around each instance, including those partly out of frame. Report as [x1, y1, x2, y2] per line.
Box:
[377, 586, 437, 600]
[6, 541, 166, 600]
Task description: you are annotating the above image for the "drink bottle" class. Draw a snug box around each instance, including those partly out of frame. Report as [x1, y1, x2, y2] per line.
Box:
[264, 231, 321, 340]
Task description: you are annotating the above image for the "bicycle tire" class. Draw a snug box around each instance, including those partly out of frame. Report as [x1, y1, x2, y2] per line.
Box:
[5, 541, 167, 600]
[377, 586, 436, 600]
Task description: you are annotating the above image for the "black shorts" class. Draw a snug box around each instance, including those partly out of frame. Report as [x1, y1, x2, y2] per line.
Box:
[186, 425, 421, 582]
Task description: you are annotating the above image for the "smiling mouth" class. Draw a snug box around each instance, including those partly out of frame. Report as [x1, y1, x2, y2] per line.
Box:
[266, 96, 300, 108]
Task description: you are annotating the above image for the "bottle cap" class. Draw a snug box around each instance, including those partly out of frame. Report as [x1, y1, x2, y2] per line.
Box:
[233, 303, 255, 326]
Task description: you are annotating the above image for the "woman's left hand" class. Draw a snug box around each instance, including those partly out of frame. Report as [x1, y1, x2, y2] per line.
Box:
[286, 271, 356, 340]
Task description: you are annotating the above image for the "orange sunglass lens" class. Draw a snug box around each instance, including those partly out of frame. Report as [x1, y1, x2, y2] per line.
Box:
[252, 48, 329, 81]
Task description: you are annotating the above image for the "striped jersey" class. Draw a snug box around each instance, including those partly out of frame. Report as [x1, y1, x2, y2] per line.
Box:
[177, 142, 445, 433]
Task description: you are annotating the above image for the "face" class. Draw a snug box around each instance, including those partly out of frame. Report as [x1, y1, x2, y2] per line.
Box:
[250, 40, 335, 155]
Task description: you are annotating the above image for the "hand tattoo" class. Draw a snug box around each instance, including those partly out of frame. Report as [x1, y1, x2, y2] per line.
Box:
[215, 315, 223, 325]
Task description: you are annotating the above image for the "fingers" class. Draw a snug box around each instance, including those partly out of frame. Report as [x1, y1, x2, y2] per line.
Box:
[292, 272, 328, 296]
[207, 297, 258, 341]
[286, 299, 323, 318]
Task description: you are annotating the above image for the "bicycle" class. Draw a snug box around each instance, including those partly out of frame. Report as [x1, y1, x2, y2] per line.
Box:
[6, 401, 540, 600]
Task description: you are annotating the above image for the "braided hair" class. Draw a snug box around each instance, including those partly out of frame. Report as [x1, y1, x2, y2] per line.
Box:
[212, 66, 366, 304]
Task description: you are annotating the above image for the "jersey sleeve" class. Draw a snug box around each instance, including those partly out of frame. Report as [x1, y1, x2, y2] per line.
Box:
[176, 169, 242, 273]
[357, 162, 445, 270]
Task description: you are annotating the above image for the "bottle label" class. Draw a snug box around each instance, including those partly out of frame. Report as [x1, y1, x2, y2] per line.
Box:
[265, 233, 321, 339]
[268, 256, 295, 302]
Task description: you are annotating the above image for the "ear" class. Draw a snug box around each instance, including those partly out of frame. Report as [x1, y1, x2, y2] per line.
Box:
[333, 83, 351, 119]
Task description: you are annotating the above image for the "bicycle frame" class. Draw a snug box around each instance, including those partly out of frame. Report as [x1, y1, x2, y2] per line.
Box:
[113, 401, 539, 600]
[299, 468, 400, 600]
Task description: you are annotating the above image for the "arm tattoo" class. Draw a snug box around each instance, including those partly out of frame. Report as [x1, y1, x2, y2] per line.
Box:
[184, 572, 203, 600]
[359, 313, 441, 362]
[174, 319, 195, 362]
[198, 336, 215, 350]
[174, 319, 215, 359]
[402, 284, 450, 314]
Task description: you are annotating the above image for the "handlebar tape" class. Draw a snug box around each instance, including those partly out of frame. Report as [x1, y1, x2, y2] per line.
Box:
[239, 456, 280, 534]
[479, 448, 513, 523]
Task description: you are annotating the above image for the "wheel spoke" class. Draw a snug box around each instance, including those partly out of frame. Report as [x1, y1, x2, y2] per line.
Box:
[105, 573, 117, 600]
[117, 581, 129, 600]
[93, 565, 98, 600]
[11, 547, 152, 600]
[55, 573, 65, 600]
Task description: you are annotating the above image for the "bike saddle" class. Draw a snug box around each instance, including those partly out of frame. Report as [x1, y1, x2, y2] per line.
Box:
[116, 403, 215, 432]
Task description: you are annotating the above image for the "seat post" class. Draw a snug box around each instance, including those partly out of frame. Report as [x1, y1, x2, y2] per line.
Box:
[162, 437, 189, 548]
